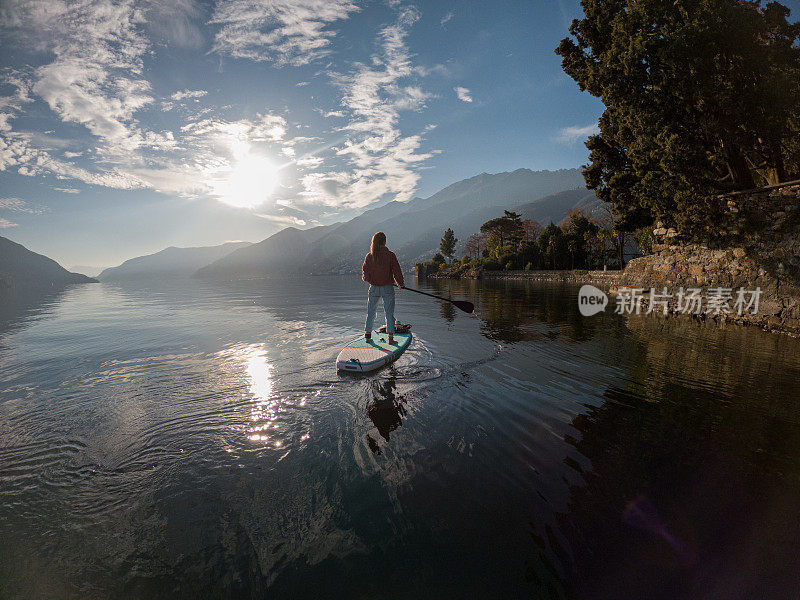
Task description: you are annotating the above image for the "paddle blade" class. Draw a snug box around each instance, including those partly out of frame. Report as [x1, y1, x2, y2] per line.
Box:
[452, 300, 475, 314]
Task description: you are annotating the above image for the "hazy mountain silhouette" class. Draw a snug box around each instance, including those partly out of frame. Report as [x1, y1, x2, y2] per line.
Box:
[69, 265, 104, 278]
[194, 226, 334, 280]
[515, 188, 604, 224]
[196, 168, 589, 278]
[0, 235, 97, 292]
[98, 241, 251, 281]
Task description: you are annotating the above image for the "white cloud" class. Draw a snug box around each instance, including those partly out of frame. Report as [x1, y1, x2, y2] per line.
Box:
[0, 197, 45, 214]
[170, 89, 208, 101]
[21, 152, 147, 189]
[1, 0, 179, 178]
[454, 86, 472, 103]
[556, 123, 600, 144]
[210, 0, 361, 66]
[0, 217, 18, 228]
[254, 212, 307, 226]
[0, 0, 437, 226]
[144, 0, 205, 49]
[162, 89, 208, 112]
[295, 155, 323, 168]
[440, 10, 453, 26]
[0, 1, 304, 208]
[0, 72, 33, 134]
[303, 7, 434, 208]
[26, 1, 165, 158]
[182, 113, 287, 145]
[0, 197, 25, 210]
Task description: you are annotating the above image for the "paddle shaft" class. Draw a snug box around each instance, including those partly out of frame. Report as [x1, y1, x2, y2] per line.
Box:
[399, 285, 474, 314]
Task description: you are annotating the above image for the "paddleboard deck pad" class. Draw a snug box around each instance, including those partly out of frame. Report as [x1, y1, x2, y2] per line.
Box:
[336, 330, 412, 373]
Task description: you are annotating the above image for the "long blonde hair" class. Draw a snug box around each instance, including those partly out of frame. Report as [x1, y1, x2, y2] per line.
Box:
[370, 231, 386, 257]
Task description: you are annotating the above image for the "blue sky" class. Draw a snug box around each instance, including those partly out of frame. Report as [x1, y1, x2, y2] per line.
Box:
[0, 0, 638, 269]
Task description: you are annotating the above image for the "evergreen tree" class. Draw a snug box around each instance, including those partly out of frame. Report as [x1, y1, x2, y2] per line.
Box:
[440, 228, 458, 262]
[480, 211, 524, 257]
[556, 0, 800, 237]
[538, 224, 568, 270]
[561, 209, 599, 269]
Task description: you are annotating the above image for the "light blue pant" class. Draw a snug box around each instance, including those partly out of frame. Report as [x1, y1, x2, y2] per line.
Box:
[365, 285, 395, 334]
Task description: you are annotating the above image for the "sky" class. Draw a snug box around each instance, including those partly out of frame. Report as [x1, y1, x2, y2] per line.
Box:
[0, 0, 612, 270]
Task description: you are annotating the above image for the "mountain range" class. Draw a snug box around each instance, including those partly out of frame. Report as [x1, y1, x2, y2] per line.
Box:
[97, 241, 251, 281]
[31, 168, 602, 284]
[0, 235, 96, 293]
[197, 168, 598, 279]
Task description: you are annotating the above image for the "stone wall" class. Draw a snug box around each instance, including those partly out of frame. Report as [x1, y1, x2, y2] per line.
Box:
[617, 181, 800, 334]
[479, 269, 624, 285]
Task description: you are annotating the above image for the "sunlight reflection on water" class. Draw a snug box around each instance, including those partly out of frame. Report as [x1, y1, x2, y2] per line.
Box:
[217, 343, 321, 449]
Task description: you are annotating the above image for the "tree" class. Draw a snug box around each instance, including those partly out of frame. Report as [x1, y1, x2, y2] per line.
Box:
[538, 224, 568, 270]
[465, 232, 488, 259]
[595, 209, 622, 269]
[440, 228, 458, 262]
[634, 226, 656, 256]
[480, 211, 524, 257]
[561, 209, 598, 269]
[556, 0, 800, 238]
[521, 219, 543, 243]
[596, 226, 610, 270]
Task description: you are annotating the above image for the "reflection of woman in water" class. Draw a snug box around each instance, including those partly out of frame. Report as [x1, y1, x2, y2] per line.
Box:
[362, 231, 405, 345]
[366, 378, 406, 453]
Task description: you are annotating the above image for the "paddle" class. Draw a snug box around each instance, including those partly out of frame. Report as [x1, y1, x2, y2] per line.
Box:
[400, 285, 475, 314]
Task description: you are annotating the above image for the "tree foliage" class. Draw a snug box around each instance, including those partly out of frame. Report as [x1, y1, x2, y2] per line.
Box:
[480, 210, 524, 257]
[521, 219, 543, 243]
[423, 208, 639, 275]
[440, 228, 458, 261]
[561, 209, 599, 269]
[556, 0, 800, 237]
[465, 232, 488, 258]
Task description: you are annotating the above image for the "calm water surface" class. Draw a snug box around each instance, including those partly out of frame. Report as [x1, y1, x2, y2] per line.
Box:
[1, 276, 799, 599]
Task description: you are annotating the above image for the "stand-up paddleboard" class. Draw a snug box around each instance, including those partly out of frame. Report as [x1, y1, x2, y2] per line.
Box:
[336, 330, 412, 373]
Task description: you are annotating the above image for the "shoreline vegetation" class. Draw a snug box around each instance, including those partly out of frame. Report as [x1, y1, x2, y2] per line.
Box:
[416, 208, 640, 278]
[413, 1, 800, 337]
[419, 182, 800, 335]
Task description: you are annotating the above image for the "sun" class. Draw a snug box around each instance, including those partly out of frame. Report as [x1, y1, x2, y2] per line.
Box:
[213, 154, 279, 209]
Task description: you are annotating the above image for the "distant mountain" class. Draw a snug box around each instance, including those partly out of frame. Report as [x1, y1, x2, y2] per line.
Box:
[69, 265, 105, 278]
[197, 168, 587, 279]
[98, 241, 251, 281]
[194, 227, 333, 280]
[514, 188, 604, 225]
[0, 235, 96, 292]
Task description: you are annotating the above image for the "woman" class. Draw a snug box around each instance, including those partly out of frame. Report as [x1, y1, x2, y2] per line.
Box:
[362, 231, 405, 345]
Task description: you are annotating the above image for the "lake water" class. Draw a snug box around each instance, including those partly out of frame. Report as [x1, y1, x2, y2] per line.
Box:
[1, 276, 799, 599]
